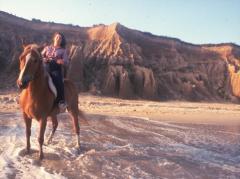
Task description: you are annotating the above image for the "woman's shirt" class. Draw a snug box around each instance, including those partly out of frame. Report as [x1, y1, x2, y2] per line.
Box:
[41, 45, 68, 65]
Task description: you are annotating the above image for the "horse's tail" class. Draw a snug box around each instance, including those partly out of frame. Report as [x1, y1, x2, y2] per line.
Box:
[64, 79, 89, 126]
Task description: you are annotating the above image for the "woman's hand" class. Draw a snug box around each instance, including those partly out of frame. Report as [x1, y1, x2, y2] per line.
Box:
[43, 58, 51, 63]
[56, 59, 64, 65]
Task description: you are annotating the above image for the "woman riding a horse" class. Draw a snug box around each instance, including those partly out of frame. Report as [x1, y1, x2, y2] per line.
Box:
[16, 36, 86, 160]
[41, 32, 68, 112]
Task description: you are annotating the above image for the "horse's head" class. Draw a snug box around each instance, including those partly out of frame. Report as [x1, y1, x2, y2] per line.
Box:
[17, 44, 44, 89]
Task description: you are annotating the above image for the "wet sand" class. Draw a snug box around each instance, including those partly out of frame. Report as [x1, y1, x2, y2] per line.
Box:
[1, 92, 240, 178]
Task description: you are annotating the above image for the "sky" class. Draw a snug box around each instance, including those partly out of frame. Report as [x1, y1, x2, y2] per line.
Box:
[0, 0, 239, 45]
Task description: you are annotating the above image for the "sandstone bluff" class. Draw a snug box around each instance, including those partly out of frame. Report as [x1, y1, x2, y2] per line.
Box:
[0, 11, 240, 102]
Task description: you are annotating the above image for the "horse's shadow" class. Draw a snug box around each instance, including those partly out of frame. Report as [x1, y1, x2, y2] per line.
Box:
[18, 148, 62, 166]
[18, 142, 98, 163]
[79, 143, 99, 154]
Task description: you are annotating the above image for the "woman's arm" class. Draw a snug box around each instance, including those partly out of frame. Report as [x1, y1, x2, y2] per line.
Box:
[56, 49, 68, 65]
[41, 46, 47, 57]
[41, 46, 50, 63]
[63, 50, 68, 65]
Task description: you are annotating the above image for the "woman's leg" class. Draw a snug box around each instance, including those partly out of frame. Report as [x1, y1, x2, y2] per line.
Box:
[49, 61, 65, 103]
[50, 70, 64, 103]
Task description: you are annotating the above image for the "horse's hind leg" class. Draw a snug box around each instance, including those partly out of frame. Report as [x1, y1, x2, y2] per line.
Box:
[47, 115, 58, 145]
[38, 118, 47, 160]
[23, 113, 32, 154]
[69, 110, 80, 149]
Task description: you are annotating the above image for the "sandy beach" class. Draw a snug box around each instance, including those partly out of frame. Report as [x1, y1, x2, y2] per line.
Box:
[1, 92, 240, 178]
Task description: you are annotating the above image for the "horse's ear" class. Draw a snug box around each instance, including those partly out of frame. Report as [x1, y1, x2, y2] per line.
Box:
[37, 43, 48, 53]
[19, 36, 27, 50]
[22, 44, 26, 50]
[36, 46, 44, 54]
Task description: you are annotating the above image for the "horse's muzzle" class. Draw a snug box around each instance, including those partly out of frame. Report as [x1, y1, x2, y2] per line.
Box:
[17, 75, 33, 89]
[17, 80, 28, 89]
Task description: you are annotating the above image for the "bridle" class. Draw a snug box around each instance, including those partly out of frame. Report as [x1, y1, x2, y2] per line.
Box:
[17, 48, 43, 89]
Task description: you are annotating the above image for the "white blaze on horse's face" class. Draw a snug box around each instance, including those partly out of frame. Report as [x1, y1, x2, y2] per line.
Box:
[17, 46, 42, 89]
[18, 53, 31, 83]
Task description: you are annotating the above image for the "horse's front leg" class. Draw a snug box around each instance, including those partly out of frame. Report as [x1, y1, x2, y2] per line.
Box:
[38, 118, 47, 160]
[47, 115, 58, 145]
[23, 113, 32, 154]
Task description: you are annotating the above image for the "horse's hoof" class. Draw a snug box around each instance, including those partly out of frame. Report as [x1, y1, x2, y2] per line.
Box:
[75, 146, 81, 155]
[78, 148, 81, 155]
[39, 153, 44, 160]
[43, 142, 49, 146]
[46, 140, 52, 145]
[26, 149, 31, 154]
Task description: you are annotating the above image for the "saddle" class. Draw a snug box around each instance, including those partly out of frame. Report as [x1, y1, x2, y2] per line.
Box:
[42, 60, 59, 99]
[46, 72, 57, 99]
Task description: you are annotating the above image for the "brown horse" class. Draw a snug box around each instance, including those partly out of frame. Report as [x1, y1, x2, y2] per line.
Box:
[17, 44, 86, 160]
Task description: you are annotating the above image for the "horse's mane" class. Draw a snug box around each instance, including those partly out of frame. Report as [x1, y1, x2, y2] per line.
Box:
[19, 44, 48, 79]
[20, 44, 43, 60]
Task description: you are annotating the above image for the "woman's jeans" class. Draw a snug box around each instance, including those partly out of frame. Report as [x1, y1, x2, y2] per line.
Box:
[45, 60, 64, 104]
